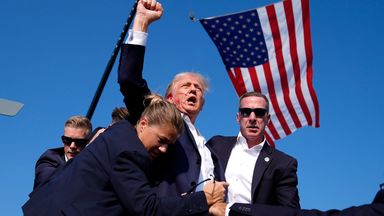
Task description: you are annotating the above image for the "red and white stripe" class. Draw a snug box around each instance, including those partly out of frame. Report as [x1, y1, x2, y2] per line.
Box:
[226, 0, 320, 145]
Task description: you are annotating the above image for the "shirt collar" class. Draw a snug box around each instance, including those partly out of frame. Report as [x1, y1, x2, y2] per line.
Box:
[236, 132, 265, 151]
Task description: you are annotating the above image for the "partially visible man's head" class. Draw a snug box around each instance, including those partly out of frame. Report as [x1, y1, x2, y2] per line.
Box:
[111, 107, 130, 124]
[237, 92, 270, 147]
[165, 72, 208, 123]
[62, 115, 92, 160]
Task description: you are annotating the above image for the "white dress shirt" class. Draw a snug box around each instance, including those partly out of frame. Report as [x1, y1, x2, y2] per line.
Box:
[183, 114, 215, 191]
[225, 132, 265, 215]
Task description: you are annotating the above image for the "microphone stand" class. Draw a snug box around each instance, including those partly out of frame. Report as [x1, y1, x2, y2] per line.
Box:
[86, 0, 139, 120]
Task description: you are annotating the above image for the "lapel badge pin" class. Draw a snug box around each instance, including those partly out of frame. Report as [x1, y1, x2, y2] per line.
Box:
[264, 157, 270, 162]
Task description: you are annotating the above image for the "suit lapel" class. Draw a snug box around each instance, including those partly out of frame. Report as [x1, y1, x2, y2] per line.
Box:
[178, 120, 200, 185]
[58, 147, 66, 164]
[222, 138, 237, 170]
[251, 142, 273, 200]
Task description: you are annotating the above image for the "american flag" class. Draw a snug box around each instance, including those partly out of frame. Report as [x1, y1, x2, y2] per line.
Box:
[200, 0, 319, 145]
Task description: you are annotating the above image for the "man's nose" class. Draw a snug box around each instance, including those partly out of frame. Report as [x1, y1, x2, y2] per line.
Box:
[69, 142, 77, 148]
[248, 111, 257, 120]
[189, 89, 196, 94]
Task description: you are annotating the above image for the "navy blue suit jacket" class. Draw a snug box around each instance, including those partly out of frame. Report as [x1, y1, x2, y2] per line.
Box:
[229, 189, 384, 216]
[207, 135, 300, 208]
[33, 147, 65, 190]
[118, 44, 225, 196]
[23, 121, 209, 216]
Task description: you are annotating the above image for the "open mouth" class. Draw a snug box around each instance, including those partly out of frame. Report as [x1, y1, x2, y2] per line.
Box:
[187, 96, 197, 105]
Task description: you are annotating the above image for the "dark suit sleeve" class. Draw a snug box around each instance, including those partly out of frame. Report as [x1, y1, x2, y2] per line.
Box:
[229, 203, 335, 216]
[118, 44, 151, 125]
[33, 150, 63, 190]
[229, 203, 298, 216]
[275, 157, 300, 208]
[230, 203, 384, 216]
[229, 190, 384, 216]
[111, 150, 209, 216]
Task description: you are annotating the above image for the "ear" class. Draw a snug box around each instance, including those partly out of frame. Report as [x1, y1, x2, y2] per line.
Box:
[138, 117, 149, 130]
[236, 112, 240, 123]
[267, 114, 271, 124]
[166, 93, 174, 103]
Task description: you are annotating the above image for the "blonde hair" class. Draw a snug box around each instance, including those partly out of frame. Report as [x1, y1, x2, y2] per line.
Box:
[141, 94, 183, 136]
[64, 115, 92, 135]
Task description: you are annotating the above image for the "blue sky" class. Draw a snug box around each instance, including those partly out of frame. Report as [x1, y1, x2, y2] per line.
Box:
[1, 0, 384, 215]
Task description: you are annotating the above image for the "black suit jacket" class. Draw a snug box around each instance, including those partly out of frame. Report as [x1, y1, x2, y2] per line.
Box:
[207, 135, 300, 208]
[33, 147, 65, 190]
[118, 44, 225, 196]
[23, 121, 209, 216]
[229, 189, 384, 216]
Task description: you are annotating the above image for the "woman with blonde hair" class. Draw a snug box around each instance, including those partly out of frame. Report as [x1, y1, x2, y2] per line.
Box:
[23, 94, 227, 216]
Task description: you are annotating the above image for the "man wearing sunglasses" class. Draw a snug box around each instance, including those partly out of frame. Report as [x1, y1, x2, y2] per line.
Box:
[207, 92, 300, 213]
[32, 115, 92, 190]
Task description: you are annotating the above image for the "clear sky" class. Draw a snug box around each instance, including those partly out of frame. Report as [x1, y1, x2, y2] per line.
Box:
[1, 0, 384, 215]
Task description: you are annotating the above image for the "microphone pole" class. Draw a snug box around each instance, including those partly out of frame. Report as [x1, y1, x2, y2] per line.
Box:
[86, 0, 139, 120]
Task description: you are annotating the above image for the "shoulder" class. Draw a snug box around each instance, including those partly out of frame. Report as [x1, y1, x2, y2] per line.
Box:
[207, 135, 237, 147]
[39, 147, 64, 160]
[94, 120, 147, 155]
[207, 135, 237, 145]
[36, 147, 65, 167]
[103, 120, 135, 139]
[265, 144, 298, 166]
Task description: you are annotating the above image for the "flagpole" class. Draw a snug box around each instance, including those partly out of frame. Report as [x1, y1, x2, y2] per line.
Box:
[86, 0, 139, 120]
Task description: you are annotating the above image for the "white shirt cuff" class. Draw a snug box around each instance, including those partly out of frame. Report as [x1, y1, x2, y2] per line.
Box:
[125, 29, 148, 46]
[225, 202, 234, 216]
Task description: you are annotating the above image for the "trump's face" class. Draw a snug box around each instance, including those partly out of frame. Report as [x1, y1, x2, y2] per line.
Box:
[167, 74, 205, 119]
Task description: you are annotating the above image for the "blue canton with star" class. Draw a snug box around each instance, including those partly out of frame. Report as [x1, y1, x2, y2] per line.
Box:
[201, 9, 269, 68]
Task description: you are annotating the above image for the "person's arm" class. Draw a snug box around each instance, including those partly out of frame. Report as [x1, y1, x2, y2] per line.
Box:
[229, 203, 298, 216]
[33, 150, 63, 190]
[209, 202, 227, 216]
[118, 0, 163, 124]
[112, 150, 227, 216]
[274, 157, 300, 208]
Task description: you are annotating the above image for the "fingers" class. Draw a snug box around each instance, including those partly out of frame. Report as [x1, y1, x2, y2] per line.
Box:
[138, 0, 163, 18]
[155, 2, 163, 15]
[204, 180, 228, 206]
[209, 203, 227, 216]
[141, 0, 158, 10]
[133, 0, 163, 32]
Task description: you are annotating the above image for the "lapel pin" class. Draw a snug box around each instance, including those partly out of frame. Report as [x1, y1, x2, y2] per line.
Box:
[264, 157, 270, 162]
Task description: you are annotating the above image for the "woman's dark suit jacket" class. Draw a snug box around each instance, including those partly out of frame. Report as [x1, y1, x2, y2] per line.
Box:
[22, 120, 209, 216]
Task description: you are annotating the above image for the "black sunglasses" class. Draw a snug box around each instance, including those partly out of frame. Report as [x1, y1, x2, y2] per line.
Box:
[239, 108, 268, 118]
[61, 135, 88, 148]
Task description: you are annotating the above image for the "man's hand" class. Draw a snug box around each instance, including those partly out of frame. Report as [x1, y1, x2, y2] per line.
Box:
[204, 180, 229, 206]
[209, 202, 227, 216]
[133, 0, 163, 32]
